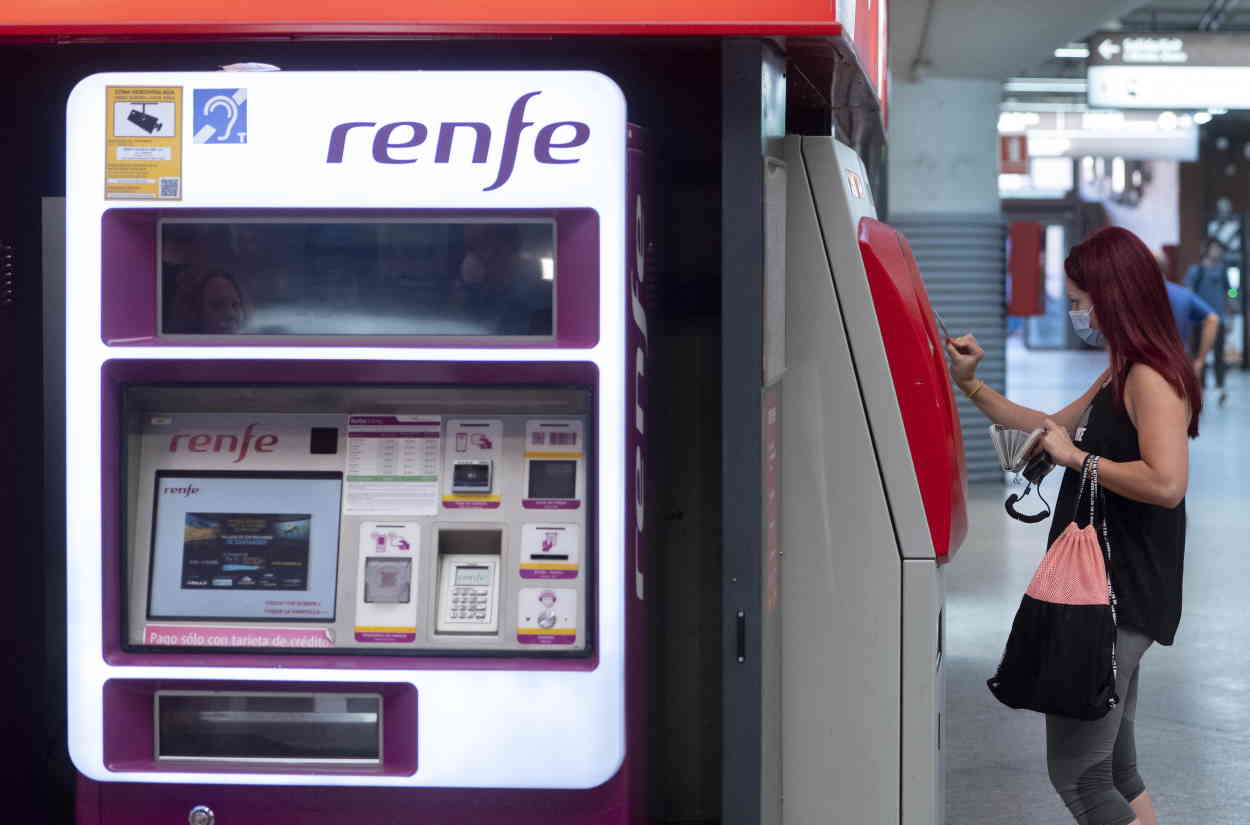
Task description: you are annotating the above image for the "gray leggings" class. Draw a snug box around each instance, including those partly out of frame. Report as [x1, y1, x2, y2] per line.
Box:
[1046, 626, 1153, 825]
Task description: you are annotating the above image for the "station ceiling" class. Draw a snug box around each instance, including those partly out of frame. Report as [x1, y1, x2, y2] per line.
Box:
[889, 0, 1228, 81]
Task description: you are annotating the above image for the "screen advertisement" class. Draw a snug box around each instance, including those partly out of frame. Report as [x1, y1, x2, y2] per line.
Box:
[148, 473, 343, 621]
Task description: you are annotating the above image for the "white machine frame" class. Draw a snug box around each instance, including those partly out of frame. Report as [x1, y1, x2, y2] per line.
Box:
[65, 70, 628, 789]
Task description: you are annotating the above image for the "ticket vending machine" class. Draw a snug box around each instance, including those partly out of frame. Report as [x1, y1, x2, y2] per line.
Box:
[66, 70, 648, 824]
[781, 136, 968, 825]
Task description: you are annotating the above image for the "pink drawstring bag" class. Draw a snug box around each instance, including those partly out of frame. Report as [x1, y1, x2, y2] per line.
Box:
[987, 456, 1121, 720]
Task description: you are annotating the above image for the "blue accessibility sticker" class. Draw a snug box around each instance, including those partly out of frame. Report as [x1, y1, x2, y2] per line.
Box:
[193, 89, 248, 144]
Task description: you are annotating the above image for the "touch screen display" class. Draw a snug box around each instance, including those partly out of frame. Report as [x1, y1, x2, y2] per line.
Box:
[528, 460, 577, 499]
[148, 473, 343, 621]
[159, 219, 555, 337]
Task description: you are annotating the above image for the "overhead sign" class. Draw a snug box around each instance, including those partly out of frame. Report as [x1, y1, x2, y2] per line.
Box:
[1088, 31, 1250, 108]
[1086, 32, 1250, 67]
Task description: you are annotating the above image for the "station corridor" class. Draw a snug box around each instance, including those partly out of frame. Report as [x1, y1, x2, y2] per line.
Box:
[947, 340, 1250, 824]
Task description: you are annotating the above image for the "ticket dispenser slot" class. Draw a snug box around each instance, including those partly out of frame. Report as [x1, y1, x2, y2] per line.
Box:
[156, 692, 382, 764]
[435, 529, 502, 635]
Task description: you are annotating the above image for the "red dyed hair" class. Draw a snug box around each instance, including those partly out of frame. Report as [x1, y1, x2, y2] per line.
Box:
[1065, 227, 1202, 437]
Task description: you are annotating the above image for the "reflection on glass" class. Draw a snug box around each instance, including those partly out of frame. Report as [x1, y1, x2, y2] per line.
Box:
[160, 220, 556, 336]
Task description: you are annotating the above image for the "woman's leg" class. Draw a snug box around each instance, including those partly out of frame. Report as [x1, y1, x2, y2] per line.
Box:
[1047, 628, 1153, 825]
[1130, 792, 1159, 825]
[1111, 665, 1160, 825]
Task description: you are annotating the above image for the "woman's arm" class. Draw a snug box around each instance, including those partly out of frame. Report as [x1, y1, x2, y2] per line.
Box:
[1038, 364, 1190, 508]
[946, 334, 1106, 432]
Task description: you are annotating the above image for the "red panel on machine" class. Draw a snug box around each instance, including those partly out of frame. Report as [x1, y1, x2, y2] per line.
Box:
[858, 218, 968, 562]
[0, 0, 844, 34]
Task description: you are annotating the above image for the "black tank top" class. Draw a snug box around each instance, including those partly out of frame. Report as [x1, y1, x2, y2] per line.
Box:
[1046, 383, 1186, 645]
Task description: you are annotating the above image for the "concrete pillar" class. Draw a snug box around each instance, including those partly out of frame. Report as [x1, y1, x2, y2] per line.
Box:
[888, 77, 1002, 215]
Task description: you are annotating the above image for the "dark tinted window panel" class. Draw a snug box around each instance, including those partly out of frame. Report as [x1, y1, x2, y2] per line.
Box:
[528, 460, 577, 499]
[160, 220, 555, 337]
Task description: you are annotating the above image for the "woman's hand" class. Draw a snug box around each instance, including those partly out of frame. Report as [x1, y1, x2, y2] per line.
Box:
[1038, 418, 1086, 470]
[945, 333, 984, 391]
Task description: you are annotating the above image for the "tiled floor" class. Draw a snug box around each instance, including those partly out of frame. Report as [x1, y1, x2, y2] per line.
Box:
[945, 339, 1250, 824]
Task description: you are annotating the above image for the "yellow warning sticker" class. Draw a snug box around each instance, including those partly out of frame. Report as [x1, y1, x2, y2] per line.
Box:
[105, 86, 182, 201]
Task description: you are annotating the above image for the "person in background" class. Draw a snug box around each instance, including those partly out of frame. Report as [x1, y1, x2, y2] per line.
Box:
[1184, 238, 1231, 404]
[1161, 254, 1220, 381]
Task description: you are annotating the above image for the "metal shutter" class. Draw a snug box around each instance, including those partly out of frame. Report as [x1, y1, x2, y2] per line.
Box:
[891, 214, 1006, 483]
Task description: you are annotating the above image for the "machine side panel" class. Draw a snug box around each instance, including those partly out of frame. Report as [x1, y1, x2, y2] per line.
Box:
[760, 152, 787, 825]
[799, 136, 933, 561]
[780, 135, 901, 825]
[624, 124, 651, 825]
[901, 559, 944, 825]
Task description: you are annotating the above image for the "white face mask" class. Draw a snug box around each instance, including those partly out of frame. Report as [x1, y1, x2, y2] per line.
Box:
[1068, 308, 1105, 347]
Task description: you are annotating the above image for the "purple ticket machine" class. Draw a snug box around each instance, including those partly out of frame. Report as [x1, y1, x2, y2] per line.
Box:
[66, 71, 650, 824]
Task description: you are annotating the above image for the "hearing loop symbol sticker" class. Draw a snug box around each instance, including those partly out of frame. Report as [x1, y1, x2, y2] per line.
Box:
[193, 89, 248, 144]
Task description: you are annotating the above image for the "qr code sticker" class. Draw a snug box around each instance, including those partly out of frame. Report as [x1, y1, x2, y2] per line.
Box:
[158, 177, 181, 199]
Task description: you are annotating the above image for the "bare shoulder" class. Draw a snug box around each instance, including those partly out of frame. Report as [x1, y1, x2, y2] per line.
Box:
[1126, 363, 1182, 397]
[1125, 363, 1188, 425]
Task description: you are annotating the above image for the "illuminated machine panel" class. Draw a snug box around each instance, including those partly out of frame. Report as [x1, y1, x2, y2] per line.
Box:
[122, 389, 593, 656]
[64, 71, 636, 795]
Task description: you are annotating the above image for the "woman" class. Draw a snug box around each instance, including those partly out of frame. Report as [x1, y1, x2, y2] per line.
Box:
[947, 226, 1198, 825]
[168, 268, 248, 334]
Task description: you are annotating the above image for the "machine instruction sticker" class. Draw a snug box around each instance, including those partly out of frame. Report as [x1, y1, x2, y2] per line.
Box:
[517, 588, 578, 645]
[143, 624, 334, 649]
[193, 88, 248, 144]
[523, 420, 584, 509]
[105, 86, 182, 200]
[354, 521, 420, 643]
[519, 524, 580, 579]
[344, 415, 442, 516]
[442, 420, 503, 509]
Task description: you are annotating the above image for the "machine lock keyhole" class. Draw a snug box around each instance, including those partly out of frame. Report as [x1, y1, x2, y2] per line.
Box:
[188, 805, 215, 825]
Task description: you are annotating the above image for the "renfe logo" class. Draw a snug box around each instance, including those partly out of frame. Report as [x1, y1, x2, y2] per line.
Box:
[169, 423, 278, 463]
[631, 192, 648, 601]
[162, 484, 200, 497]
[325, 91, 591, 192]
